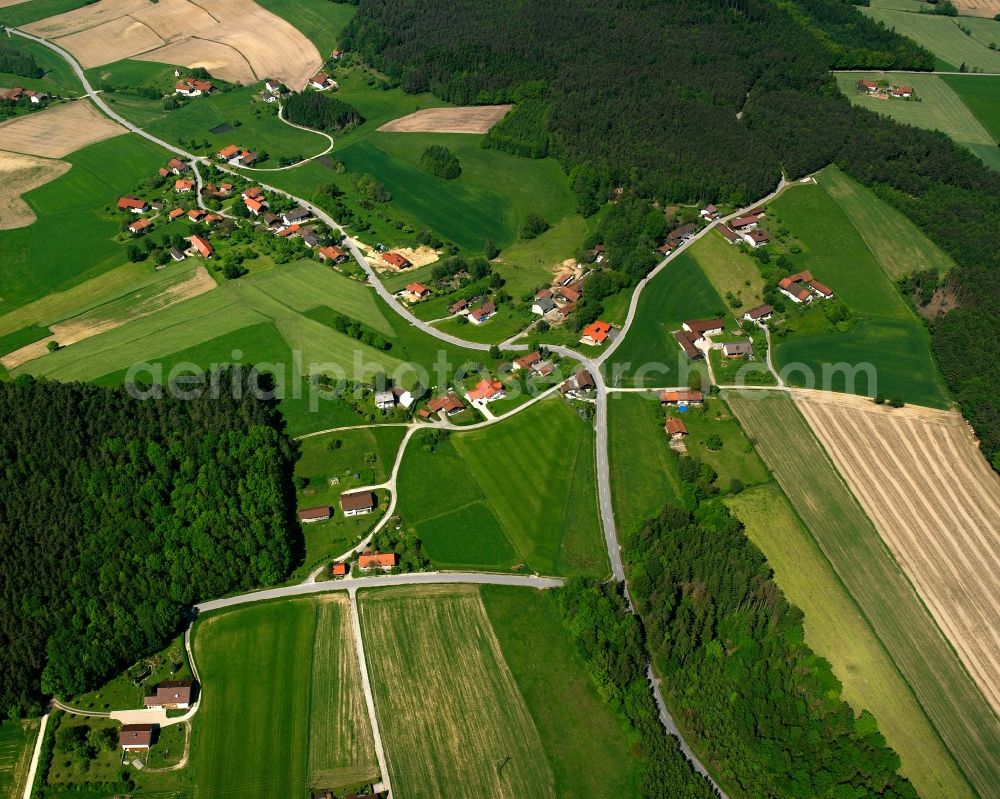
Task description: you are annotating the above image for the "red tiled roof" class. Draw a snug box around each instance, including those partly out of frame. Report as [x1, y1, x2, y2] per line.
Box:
[119, 725, 155, 748]
[381, 252, 411, 269]
[174, 179, 194, 191]
[276, 224, 300, 238]
[428, 394, 465, 413]
[514, 351, 542, 370]
[745, 303, 772, 319]
[217, 145, 239, 159]
[168, 208, 184, 220]
[117, 196, 147, 211]
[406, 282, 429, 295]
[319, 245, 346, 261]
[128, 218, 152, 232]
[581, 320, 612, 343]
[358, 552, 397, 569]
[665, 417, 688, 436]
[189, 234, 213, 258]
[467, 378, 504, 402]
[659, 389, 703, 403]
[330, 562, 348, 576]
[730, 213, 762, 229]
[469, 301, 495, 322]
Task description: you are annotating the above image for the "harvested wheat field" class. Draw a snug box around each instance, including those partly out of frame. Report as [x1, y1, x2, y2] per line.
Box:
[359, 585, 555, 799]
[378, 105, 513, 133]
[796, 389, 1000, 715]
[952, 0, 1000, 16]
[0, 150, 71, 229]
[1, 265, 216, 369]
[0, 100, 125, 158]
[25, 0, 321, 88]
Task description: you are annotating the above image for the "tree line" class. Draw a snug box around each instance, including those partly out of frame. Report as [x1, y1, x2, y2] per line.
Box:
[0, 370, 299, 718]
[0, 43, 43, 79]
[284, 91, 364, 132]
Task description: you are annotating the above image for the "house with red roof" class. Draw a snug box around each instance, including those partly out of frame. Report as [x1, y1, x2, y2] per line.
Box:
[341, 491, 376, 517]
[682, 319, 724, 337]
[381, 251, 412, 270]
[466, 378, 505, 404]
[319, 245, 348, 264]
[242, 186, 264, 200]
[659, 389, 703, 407]
[405, 282, 430, 301]
[175, 78, 214, 97]
[673, 329, 703, 359]
[741, 229, 769, 249]
[513, 351, 541, 371]
[716, 223, 740, 244]
[168, 208, 185, 221]
[167, 158, 188, 174]
[330, 562, 349, 577]
[427, 393, 465, 416]
[128, 218, 152, 235]
[244, 197, 266, 215]
[857, 79, 879, 93]
[309, 73, 336, 90]
[174, 179, 194, 193]
[188, 234, 214, 259]
[892, 85, 913, 98]
[665, 417, 688, 439]
[468, 301, 496, 325]
[448, 298, 468, 315]
[699, 203, 718, 220]
[778, 270, 834, 303]
[217, 144, 240, 160]
[298, 506, 332, 523]
[358, 552, 398, 571]
[580, 320, 613, 346]
[188, 209, 206, 222]
[730, 213, 763, 230]
[117, 196, 149, 213]
[743, 303, 773, 323]
[119, 725, 156, 751]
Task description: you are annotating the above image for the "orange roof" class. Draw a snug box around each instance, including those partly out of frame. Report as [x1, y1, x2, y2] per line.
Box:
[168, 208, 184, 220]
[243, 187, 263, 199]
[276, 224, 300, 238]
[581, 320, 612, 343]
[188, 209, 206, 221]
[665, 418, 688, 436]
[174, 179, 194, 190]
[428, 394, 464, 413]
[117, 196, 147, 211]
[658, 389, 703, 403]
[128, 218, 152, 232]
[311, 72, 330, 85]
[189, 234, 213, 258]
[406, 282, 429, 295]
[330, 562, 348, 576]
[319, 245, 346, 261]
[467, 378, 504, 402]
[358, 552, 398, 569]
[382, 252, 411, 268]
[514, 351, 542, 370]
[245, 197, 264, 212]
[205, 213, 223, 223]
[218, 145, 239, 158]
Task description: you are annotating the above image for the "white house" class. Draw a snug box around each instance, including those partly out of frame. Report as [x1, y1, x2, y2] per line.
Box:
[374, 391, 395, 410]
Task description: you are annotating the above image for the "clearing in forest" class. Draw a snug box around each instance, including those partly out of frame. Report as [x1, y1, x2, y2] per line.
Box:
[358, 585, 556, 799]
[725, 389, 1000, 799]
[378, 105, 513, 133]
[795, 389, 1000, 716]
[0, 150, 71, 230]
[24, 0, 321, 88]
[0, 100, 125, 158]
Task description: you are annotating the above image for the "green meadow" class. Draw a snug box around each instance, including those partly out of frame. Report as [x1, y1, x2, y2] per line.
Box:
[0, 134, 167, 315]
[0, 0, 90, 25]
[942, 74, 1000, 168]
[397, 398, 607, 576]
[601, 253, 725, 388]
[766, 180, 949, 407]
[0, 719, 38, 799]
[689, 227, 767, 311]
[496, 213, 595, 298]
[860, 8, 1000, 71]
[254, 0, 357, 52]
[0, 37, 82, 96]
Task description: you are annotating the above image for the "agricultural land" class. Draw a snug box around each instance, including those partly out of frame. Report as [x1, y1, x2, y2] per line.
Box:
[0, 99, 125, 157]
[860, 7, 1000, 71]
[378, 105, 513, 133]
[0, 149, 71, 229]
[0, 719, 39, 799]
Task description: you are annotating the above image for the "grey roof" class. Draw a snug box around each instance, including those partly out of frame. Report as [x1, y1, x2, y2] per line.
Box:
[284, 207, 312, 222]
[533, 296, 555, 312]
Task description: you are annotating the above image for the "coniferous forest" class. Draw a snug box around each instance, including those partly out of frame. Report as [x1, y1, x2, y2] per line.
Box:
[0, 371, 298, 717]
[342, 0, 1000, 467]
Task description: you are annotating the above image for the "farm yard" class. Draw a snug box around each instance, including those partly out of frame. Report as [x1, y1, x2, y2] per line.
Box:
[0, 149, 71, 229]
[396, 398, 608, 576]
[359, 585, 555, 799]
[0, 99, 125, 158]
[795, 390, 1000, 716]
[727, 483, 975, 799]
[726, 389, 1000, 799]
[192, 597, 377, 798]
[0, 719, 38, 799]
[21, 0, 322, 88]
[378, 105, 513, 133]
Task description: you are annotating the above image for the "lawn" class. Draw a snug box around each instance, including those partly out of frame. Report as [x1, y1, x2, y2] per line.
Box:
[433, 305, 534, 344]
[725, 390, 1000, 799]
[358, 585, 556, 799]
[0, 719, 38, 799]
[480, 585, 643, 797]
[497, 213, 595, 299]
[835, 72, 998, 169]
[688, 226, 767, 311]
[396, 398, 608, 576]
[0, 38, 82, 96]
[0, 134, 167, 315]
[253, 0, 357, 53]
[602, 253, 725, 388]
[818, 166, 957, 281]
[726, 483, 975, 799]
[192, 597, 376, 798]
[766, 181, 949, 407]
[859, 8, 1000, 71]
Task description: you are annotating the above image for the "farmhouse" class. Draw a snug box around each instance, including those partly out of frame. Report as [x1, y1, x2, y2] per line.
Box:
[730, 213, 763, 230]
[659, 389, 703, 407]
[358, 552, 398, 571]
[405, 282, 431, 301]
[298, 506, 332, 523]
[741, 229, 769, 248]
[117, 196, 149, 213]
[682, 319, 724, 337]
[722, 340, 752, 358]
[559, 369, 595, 396]
[716, 223, 740, 244]
[657, 240, 677, 257]
[857, 79, 878, 93]
[667, 222, 698, 243]
[673, 329, 702, 359]
[665, 417, 688, 439]
[119, 725, 156, 751]
[265, 79, 282, 94]
[580, 320, 613, 346]
[381, 252, 412, 269]
[532, 295, 555, 315]
[448, 298, 468, 315]
[341, 491, 376, 517]
[167, 208, 184, 221]
[174, 178, 194, 193]
[128, 218, 152, 235]
[778, 270, 834, 303]
[188, 234, 214, 259]
[743, 303, 773, 323]
[319, 245, 348, 264]
[469, 301, 497, 325]
[330, 562, 349, 578]
[175, 78, 214, 96]
[309, 73, 336, 90]
[892, 86, 913, 98]
[556, 285, 582, 304]
[375, 390, 395, 410]
[427, 393, 465, 416]
[513, 351, 542, 371]
[700, 204, 718, 220]
[235, 151, 258, 167]
[217, 145, 240, 160]
[188, 209, 206, 222]
[143, 680, 194, 709]
[467, 378, 505, 404]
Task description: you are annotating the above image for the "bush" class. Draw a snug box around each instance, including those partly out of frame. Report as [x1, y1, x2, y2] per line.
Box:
[520, 211, 549, 239]
[419, 144, 461, 179]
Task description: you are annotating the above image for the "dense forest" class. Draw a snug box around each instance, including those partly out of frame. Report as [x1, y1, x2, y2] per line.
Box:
[626, 457, 918, 798]
[0, 42, 43, 79]
[342, 0, 1000, 467]
[284, 91, 364, 132]
[0, 372, 298, 718]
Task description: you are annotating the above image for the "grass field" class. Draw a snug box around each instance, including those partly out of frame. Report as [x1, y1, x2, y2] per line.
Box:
[496, 213, 594, 298]
[860, 8, 1000, 71]
[767, 180, 949, 407]
[0, 0, 91, 26]
[359, 585, 556, 799]
[602, 253, 725, 388]
[0, 719, 38, 799]
[0, 37, 82, 96]
[0, 134, 167, 315]
[835, 72, 999, 168]
[942, 74, 1000, 169]
[727, 483, 975, 799]
[397, 398, 607, 576]
[689, 227, 767, 311]
[193, 597, 376, 798]
[818, 166, 957, 280]
[725, 390, 1000, 799]
[254, 0, 356, 52]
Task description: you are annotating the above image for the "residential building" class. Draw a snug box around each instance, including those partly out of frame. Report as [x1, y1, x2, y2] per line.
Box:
[282, 208, 312, 226]
[168, 208, 185, 221]
[532, 295, 555, 315]
[330, 562, 348, 577]
[358, 552, 398, 571]
[309, 73, 335, 90]
[128, 218, 152, 235]
[682, 319, 724, 337]
[721, 340, 752, 358]
[857, 79, 878, 93]
[143, 681, 194, 709]
[405, 282, 431, 301]
[665, 417, 688, 439]
[580, 320, 612, 346]
[559, 369, 595, 396]
[217, 144, 240, 160]
[174, 179, 194, 193]
[730, 213, 763, 230]
[341, 491, 376, 517]
[673, 329, 702, 359]
[381, 252, 412, 269]
[119, 725, 156, 751]
[427, 394, 465, 416]
[513, 351, 542, 371]
[298, 506, 333, 523]
[468, 301, 496, 325]
[188, 234, 214, 259]
[699, 204, 718, 220]
[117, 196, 149, 213]
[375, 391, 395, 410]
[743, 304, 773, 323]
[170, 247, 186, 262]
[716, 223, 740, 244]
[448, 298, 468, 315]
[741, 229, 769, 248]
[319, 245, 348, 263]
[659, 389, 703, 407]
[467, 378, 505, 404]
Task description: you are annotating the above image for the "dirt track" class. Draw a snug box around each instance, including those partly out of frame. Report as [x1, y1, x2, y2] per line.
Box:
[378, 105, 513, 133]
[0, 150, 71, 229]
[796, 390, 1000, 716]
[0, 100, 125, 158]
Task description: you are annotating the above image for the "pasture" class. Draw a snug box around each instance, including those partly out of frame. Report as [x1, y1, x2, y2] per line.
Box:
[835, 72, 998, 169]
[860, 8, 1000, 71]
[767, 180, 949, 407]
[0, 149, 70, 229]
[0, 0, 93, 25]
[0, 99, 124, 158]
[497, 213, 594, 299]
[942, 74, 1000, 146]
[727, 483, 975, 799]
[796, 390, 1000, 717]
[378, 105, 513, 133]
[254, 0, 356, 52]
[601, 253, 724, 388]
[725, 389, 1000, 799]
[689, 227, 767, 311]
[818, 166, 956, 280]
[192, 597, 377, 798]
[0, 36, 82, 96]
[0, 719, 38, 799]
[396, 398, 607, 576]
[359, 585, 556, 799]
